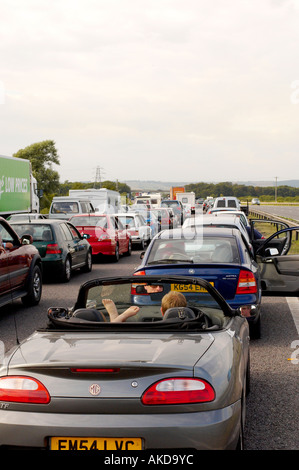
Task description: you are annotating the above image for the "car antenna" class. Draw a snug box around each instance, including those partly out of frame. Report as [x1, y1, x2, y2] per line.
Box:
[13, 307, 20, 345]
[7, 261, 20, 345]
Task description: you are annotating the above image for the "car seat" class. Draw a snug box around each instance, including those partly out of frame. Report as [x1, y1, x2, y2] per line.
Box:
[42, 229, 52, 241]
[163, 307, 196, 320]
[73, 308, 107, 322]
[211, 244, 232, 262]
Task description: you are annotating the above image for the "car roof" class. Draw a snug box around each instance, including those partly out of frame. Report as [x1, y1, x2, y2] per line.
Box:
[157, 227, 241, 239]
[10, 219, 66, 225]
[116, 212, 139, 216]
[184, 215, 242, 226]
[69, 213, 108, 217]
[213, 210, 244, 215]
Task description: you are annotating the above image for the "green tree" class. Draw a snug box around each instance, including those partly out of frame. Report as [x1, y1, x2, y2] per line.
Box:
[13, 140, 60, 211]
[13, 140, 60, 195]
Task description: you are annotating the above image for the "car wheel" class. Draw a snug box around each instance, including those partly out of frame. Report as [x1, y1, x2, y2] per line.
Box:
[125, 239, 132, 256]
[140, 238, 145, 250]
[82, 250, 92, 272]
[22, 265, 42, 306]
[113, 243, 119, 262]
[61, 257, 71, 282]
[250, 315, 261, 339]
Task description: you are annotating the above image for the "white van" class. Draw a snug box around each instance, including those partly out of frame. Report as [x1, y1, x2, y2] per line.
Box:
[213, 197, 241, 211]
[49, 196, 95, 220]
[69, 188, 121, 214]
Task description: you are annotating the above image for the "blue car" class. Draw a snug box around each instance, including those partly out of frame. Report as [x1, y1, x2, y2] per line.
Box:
[134, 227, 262, 337]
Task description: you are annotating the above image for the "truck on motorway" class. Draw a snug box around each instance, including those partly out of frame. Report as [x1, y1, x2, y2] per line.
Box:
[176, 191, 196, 206]
[170, 186, 185, 200]
[0, 154, 39, 216]
[68, 188, 121, 213]
[134, 193, 162, 208]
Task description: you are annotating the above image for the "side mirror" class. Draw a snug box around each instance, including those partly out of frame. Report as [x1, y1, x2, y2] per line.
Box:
[82, 233, 90, 239]
[237, 305, 257, 318]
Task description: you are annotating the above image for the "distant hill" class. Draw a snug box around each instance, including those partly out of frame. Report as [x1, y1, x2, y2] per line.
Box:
[124, 180, 299, 191]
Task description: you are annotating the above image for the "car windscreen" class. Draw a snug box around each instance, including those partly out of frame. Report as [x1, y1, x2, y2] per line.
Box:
[117, 216, 135, 228]
[162, 201, 179, 208]
[48, 277, 232, 330]
[51, 202, 79, 214]
[12, 224, 54, 241]
[147, 236, 240, 264]
[70, 216, 108, 228]
[227, 200, 237, 207]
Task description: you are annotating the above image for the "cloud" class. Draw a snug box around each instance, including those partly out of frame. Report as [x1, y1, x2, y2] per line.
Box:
[0, 0, 299, 182]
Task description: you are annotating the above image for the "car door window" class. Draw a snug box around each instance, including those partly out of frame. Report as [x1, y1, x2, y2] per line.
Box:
[0, 221, 28, 290]
[67, 223, 81, 240]
[256, 227, 299, 294]
[0, 224, 15, 245]
[250, 220, 290, 256]
[60, 223, 73, 241]
[251, 220, 289, 240]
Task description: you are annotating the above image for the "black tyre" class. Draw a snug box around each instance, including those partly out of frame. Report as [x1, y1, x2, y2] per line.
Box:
[82, 250, 92, 272]
[112, 243, 119, 262]
[61, 257, 71, 282]
[124, 239, 132, 256]
[250, 316, 261, 339]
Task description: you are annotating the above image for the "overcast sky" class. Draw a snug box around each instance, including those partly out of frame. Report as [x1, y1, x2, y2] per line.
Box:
[1, 0, 299, 184]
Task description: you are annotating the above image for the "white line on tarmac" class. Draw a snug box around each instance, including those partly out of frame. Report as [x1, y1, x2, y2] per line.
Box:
[286, 297, 299, 336]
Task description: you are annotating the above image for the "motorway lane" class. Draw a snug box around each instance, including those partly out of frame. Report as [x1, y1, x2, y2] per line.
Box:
[0, 249, 298, 450]
[245, 296, 299, 450]
[250, 204, 299, 222]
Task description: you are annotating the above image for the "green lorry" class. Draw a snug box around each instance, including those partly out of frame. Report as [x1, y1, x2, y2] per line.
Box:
[0, 154, 39, 216]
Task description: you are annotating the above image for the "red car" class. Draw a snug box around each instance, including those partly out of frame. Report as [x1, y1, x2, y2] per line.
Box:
[0, 217, 42, 307]
[69, 214, 131, 261]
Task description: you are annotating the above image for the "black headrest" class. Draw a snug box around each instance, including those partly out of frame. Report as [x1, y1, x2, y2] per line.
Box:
[163, 307, 196, 320]
[73, 309, 106, 322]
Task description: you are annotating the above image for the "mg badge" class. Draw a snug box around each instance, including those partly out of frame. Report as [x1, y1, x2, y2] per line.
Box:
[189, 269, 195, 274]
[89, 384, 101, 396]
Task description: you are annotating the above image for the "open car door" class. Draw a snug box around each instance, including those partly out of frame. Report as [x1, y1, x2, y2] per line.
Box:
[251, 223, 299, 295]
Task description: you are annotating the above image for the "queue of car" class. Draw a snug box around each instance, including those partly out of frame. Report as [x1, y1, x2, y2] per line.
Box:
[1, 196, 299, 450]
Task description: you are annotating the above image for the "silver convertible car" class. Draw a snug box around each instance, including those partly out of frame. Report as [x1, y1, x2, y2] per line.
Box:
[0, 276, 250, 451]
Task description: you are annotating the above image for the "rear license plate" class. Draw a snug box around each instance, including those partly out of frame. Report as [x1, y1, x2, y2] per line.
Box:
[50, 437, 142, 451]
[171, 283, 214, 293]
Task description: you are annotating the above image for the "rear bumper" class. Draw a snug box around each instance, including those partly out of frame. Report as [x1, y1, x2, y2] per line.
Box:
[89, 241, 116, 256]
[0, 401, 241, 450]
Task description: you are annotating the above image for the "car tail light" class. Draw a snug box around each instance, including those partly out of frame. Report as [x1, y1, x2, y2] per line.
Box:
[133, 271, 146, 276]
[46, 243, 62, 255]
[141, 378, 215, 405]
[0, 376, 50, 404]
[236, 270, 257, 294]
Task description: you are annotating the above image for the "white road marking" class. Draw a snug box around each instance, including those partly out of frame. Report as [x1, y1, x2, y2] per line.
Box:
[286, 297, 299, 335]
